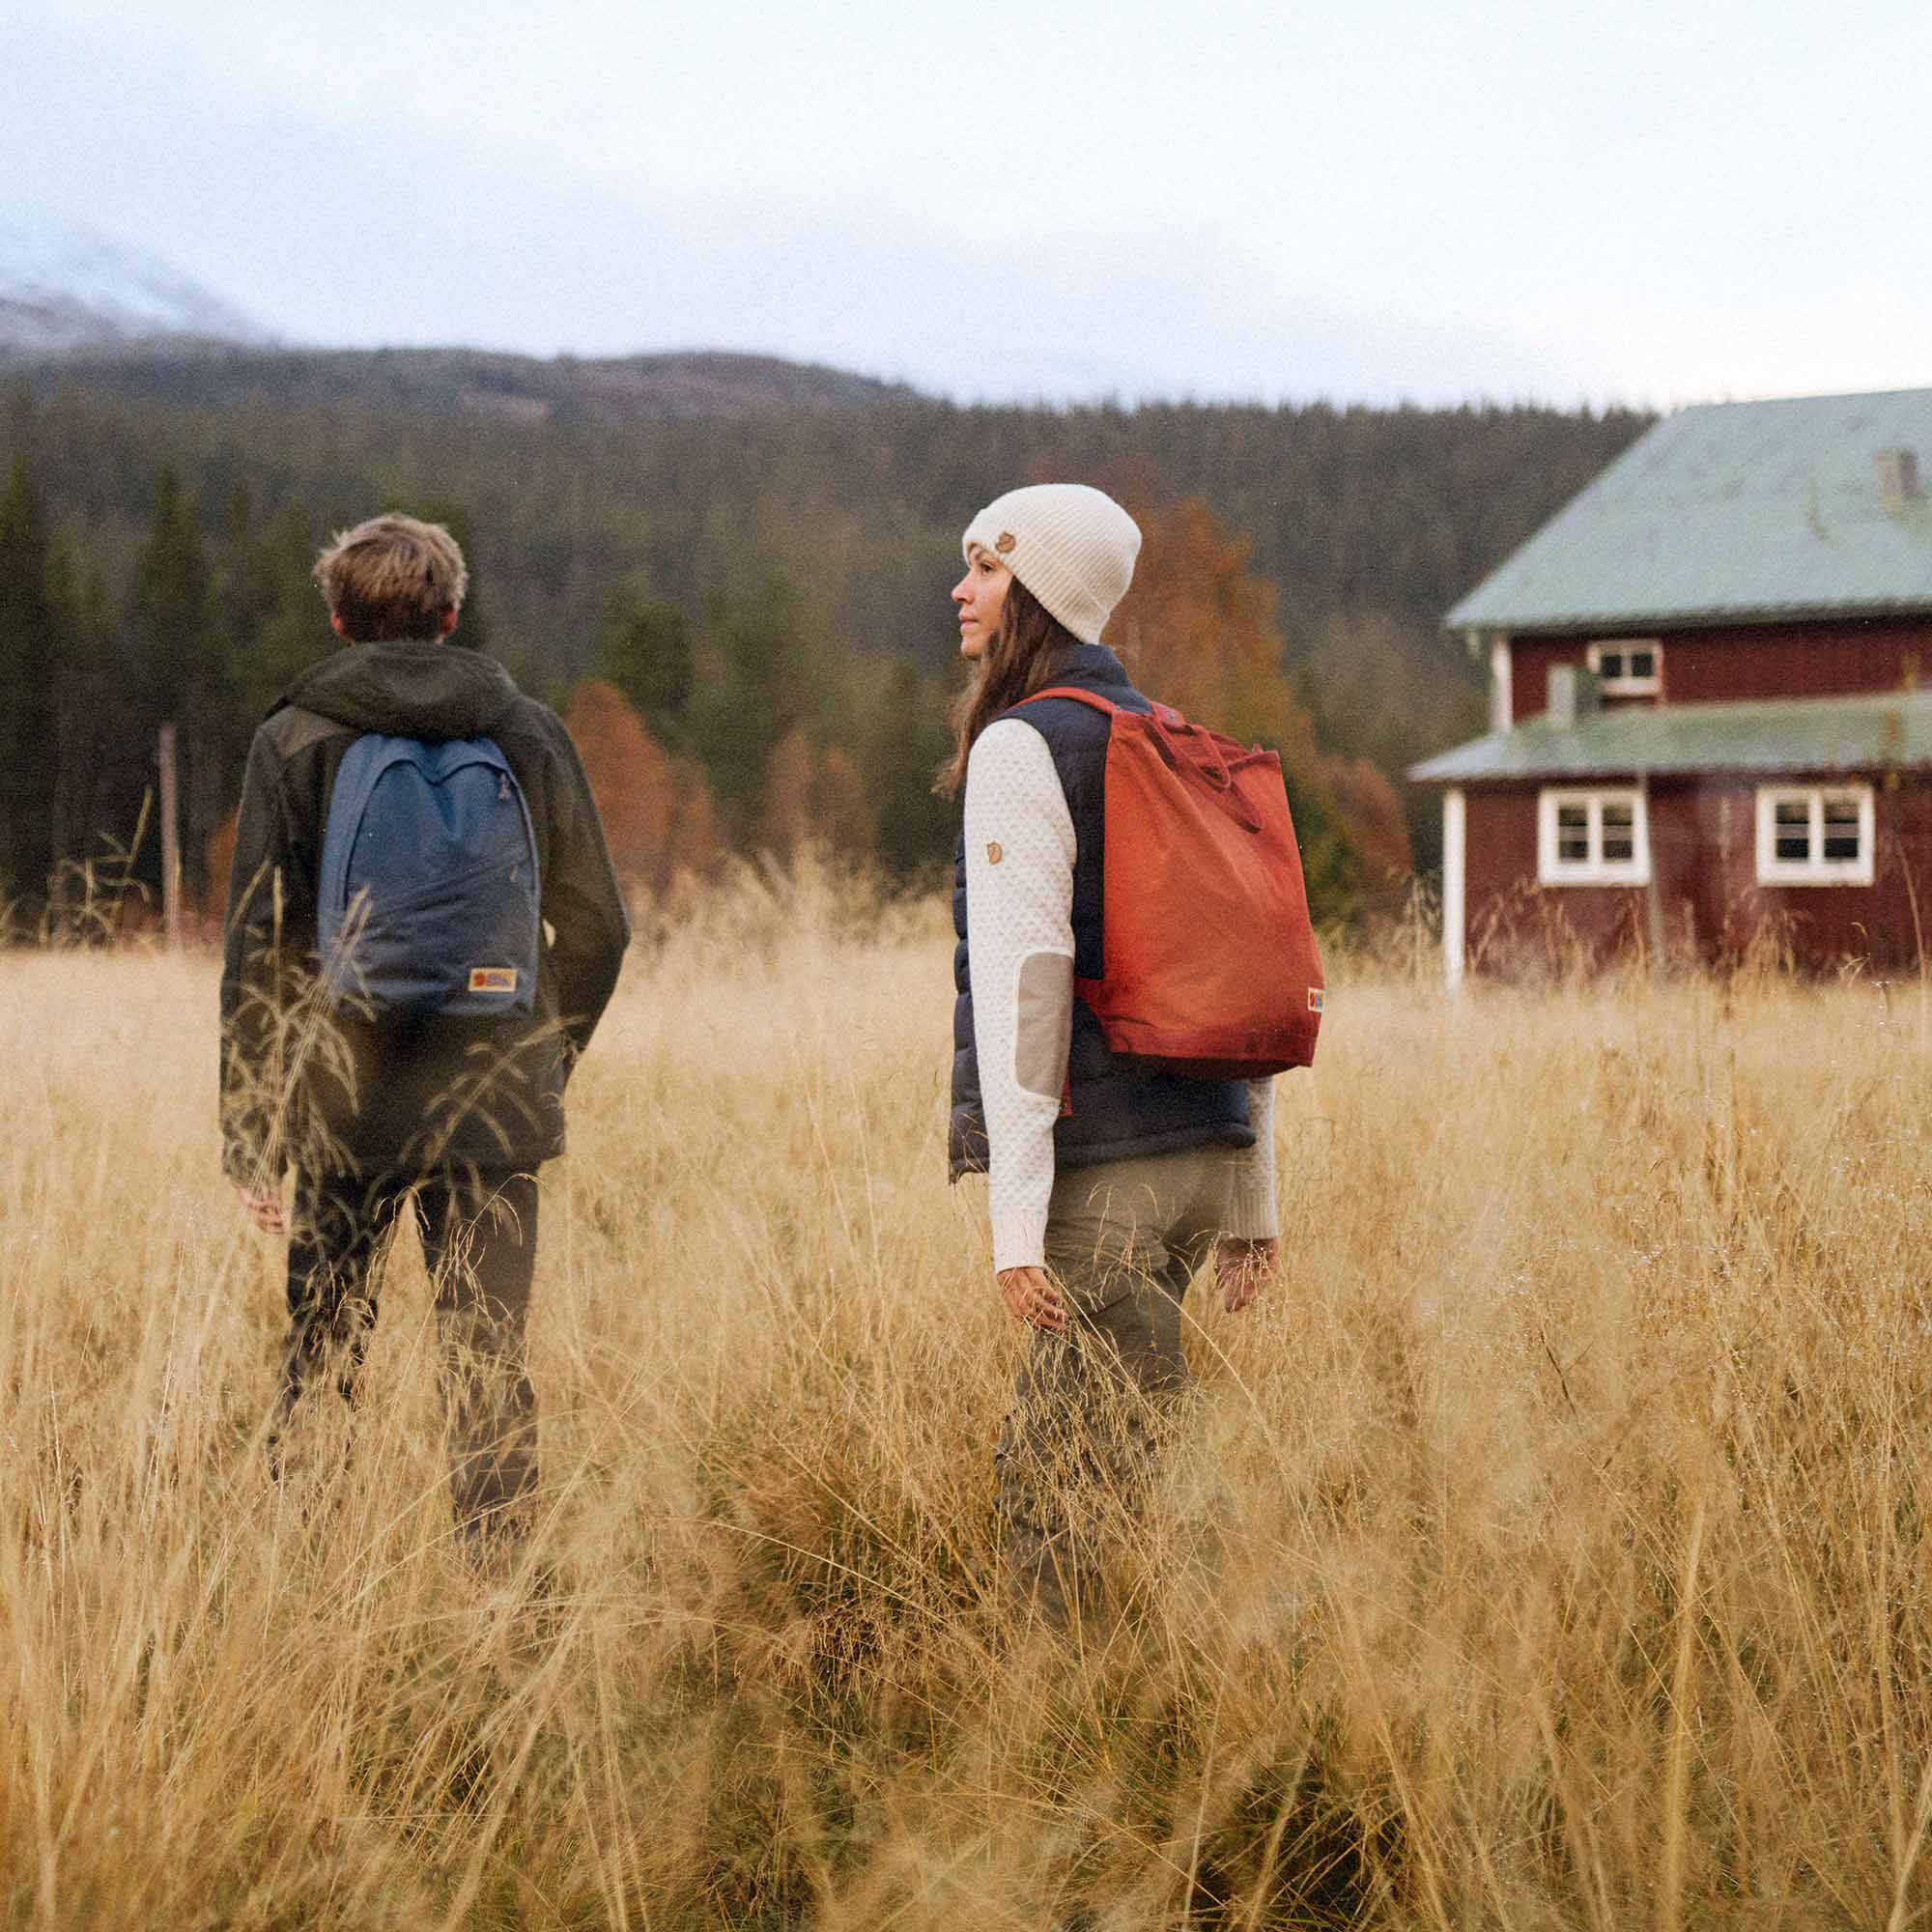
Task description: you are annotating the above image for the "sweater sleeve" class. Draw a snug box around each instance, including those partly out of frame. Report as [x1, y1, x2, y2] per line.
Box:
[963, 718, 1076, 1273]
[1223, 1076, 1281, 1240]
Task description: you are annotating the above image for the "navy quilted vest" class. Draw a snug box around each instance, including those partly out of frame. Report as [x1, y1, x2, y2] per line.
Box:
[948, 642, 1253, 1179]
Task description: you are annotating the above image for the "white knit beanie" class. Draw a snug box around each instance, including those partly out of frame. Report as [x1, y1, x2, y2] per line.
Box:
[961, 484, 1141, 645]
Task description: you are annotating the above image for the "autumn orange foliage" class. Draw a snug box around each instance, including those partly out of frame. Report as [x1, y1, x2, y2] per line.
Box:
[204, 806, 239, 928]
[564, 680, 718, 897]
[755, 728, 876, 864]
[1110, 497, 1412, 888]
[1321, 754, 1413, 885]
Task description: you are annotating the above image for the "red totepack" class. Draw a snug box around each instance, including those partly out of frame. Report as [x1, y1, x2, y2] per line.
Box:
[1018, 688, 1324, 1079]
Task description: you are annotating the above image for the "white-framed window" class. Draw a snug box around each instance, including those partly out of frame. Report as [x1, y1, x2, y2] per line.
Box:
[1586, 639, 1662, 695]
[1537, 787, 1651, 886]
[1755, 784, 1874, 886]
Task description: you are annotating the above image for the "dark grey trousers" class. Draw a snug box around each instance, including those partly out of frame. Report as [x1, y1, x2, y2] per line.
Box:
[277, 1167, 540, 1541]
[995, 1147, 1241, 1625]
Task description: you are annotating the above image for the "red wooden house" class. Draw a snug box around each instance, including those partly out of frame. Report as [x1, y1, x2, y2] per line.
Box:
[1410, 389, 1932, 980]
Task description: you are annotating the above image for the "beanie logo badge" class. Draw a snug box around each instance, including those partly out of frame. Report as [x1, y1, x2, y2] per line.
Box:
[995, 531, 1016, 554]
[986, 841, 1004, 866]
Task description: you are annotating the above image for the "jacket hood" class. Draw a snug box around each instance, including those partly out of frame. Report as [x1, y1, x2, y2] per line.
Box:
[282, 639, 522, 742]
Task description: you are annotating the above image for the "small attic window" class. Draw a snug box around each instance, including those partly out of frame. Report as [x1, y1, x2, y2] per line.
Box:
[1586, 639, 1662, 695]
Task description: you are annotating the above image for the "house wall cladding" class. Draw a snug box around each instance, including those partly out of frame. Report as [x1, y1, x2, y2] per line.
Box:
[1464, 777, 1932, 972]
[1508, 617, 1932, 724]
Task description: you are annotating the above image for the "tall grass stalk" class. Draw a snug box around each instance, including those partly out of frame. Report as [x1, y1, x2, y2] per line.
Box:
[3, 868, 1929, 1928]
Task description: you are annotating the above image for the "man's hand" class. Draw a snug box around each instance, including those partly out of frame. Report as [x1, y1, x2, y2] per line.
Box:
[998, 1264, 1067, 1333]
[1216, 1236, 1278, 1314]
[235, 1183, 286, 1235]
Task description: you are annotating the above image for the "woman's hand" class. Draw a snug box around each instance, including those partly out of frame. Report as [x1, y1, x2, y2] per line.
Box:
[998, 1265, 1067, 1332]
[235, 1183, 286, 1235]
[1216, 1236, 1278, 1314]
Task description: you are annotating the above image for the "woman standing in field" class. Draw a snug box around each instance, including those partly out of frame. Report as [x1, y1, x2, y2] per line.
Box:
[944, 483, 1282, 1625]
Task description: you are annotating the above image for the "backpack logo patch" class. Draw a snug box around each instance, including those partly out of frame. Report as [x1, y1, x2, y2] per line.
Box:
[1308, 986, 1325, 1013]
[469, 966, 520, 995]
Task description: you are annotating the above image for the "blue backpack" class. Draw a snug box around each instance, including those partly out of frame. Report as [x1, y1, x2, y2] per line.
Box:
[318, 733, 540, 1018]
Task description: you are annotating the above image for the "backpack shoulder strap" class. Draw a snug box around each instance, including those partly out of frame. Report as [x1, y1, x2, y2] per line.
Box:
[1012, 685, 1119, 717]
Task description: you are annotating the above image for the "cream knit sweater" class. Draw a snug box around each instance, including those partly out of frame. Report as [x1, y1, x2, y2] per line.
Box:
[963, 718, 1279, 1272]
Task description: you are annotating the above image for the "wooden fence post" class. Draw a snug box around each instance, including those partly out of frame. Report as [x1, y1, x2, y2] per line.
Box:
[158, 722, 183, 949]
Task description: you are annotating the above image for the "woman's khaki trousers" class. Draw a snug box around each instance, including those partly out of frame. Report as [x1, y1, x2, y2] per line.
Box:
[994, 1144, 1242, 1626]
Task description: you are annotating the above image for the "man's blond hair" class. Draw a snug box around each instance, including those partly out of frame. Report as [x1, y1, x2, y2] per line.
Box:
[313, 514, 469, 642]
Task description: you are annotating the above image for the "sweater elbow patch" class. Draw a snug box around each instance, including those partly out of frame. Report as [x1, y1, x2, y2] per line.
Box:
[1013, 950, 1073, 1099]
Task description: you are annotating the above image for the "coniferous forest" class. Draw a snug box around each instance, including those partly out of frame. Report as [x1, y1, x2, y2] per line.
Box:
[0, 350, 1649, 929]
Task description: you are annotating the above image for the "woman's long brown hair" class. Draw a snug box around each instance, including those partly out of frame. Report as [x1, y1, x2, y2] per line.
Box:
[936, 573, 1080, 799]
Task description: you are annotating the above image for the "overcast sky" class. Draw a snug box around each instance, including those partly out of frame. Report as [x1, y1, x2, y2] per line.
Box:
[9, 0, 1930, 409]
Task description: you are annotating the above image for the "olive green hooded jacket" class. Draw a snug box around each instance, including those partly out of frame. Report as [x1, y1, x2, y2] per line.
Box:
[218, 639, 628, 1184]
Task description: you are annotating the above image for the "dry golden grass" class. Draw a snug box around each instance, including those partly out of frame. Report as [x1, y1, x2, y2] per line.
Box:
[5, 871, 1932, 1929]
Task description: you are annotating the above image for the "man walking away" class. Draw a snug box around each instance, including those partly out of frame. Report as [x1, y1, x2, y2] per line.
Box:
[219, 513, 628, 1556]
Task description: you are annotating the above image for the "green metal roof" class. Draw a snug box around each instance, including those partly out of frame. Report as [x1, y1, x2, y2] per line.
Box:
[1446, 388, 1932, 634]
[1407, 688, 1932, 785]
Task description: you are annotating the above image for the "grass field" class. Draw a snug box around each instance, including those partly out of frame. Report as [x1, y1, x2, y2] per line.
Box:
[5, 871, 1932, 1929]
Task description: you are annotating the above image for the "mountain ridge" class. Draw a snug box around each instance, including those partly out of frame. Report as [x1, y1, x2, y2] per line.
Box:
[0, 212, 274, 355]
[1, 213, 909, 418]
[4, 340, 917, 421]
